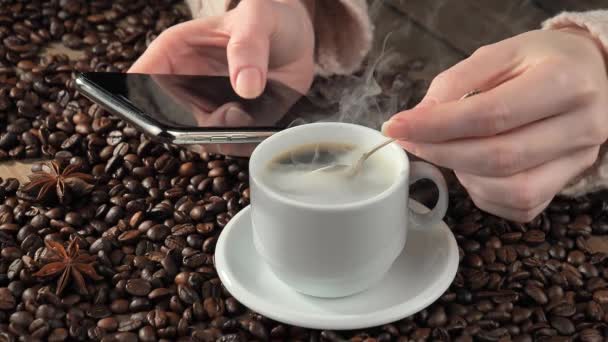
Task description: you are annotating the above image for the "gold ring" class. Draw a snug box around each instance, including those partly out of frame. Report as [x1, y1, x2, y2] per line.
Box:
[460, 89, 482, 99]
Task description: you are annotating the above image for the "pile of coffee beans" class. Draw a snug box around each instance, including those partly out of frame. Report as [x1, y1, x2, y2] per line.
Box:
[1, 1, 607, 341]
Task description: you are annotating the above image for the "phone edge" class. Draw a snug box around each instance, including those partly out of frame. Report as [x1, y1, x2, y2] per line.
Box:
[74, 72, 279, 145]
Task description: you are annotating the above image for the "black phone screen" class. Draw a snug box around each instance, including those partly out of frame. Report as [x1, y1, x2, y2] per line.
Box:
[78, 72, 311, 131]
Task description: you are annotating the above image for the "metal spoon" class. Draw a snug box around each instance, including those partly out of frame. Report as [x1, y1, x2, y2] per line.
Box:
[309, 138, 397, 177]
[309, 89, 482, 177]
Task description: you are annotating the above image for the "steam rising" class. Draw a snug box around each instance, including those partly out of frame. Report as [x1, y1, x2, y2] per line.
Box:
[293, 32, 398, 132]
[288, 0, 428, 133]
[281, 0, 427, 167]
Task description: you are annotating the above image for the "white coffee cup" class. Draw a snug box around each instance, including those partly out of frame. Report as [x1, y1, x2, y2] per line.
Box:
[249, 122, 448, 298]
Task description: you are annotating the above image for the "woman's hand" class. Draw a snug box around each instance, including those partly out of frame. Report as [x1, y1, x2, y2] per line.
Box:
[129, 0, 315, 156]
[383, 28, 608, 222]
[130, 0, 314, 97]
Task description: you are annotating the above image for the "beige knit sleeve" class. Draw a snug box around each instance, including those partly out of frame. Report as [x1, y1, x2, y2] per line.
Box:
[184, 0, 373, 76]
[542, 10, 608, 197]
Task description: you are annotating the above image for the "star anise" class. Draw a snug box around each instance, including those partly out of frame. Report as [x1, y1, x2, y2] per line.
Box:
[19, 160, 94, 204]
[33, 238, 103, 295]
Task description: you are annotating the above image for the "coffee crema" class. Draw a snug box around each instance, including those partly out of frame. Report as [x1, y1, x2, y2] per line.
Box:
[261, 142, 398, 205]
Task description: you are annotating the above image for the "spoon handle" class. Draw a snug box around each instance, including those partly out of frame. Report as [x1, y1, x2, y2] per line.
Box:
[363, 138, 396, 160]
[349, 138, 397, 176]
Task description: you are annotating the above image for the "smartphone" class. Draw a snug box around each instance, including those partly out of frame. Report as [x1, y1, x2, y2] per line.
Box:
[74, 72, 310, 145]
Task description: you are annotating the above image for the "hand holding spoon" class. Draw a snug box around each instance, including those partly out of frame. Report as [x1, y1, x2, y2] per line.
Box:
[310, 89, 482, 177]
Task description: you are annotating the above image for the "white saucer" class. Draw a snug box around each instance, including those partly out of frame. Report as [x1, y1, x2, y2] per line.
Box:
[215, 200, 459, 330]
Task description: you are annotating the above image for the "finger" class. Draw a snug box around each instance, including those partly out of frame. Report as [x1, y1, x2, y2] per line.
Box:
[456, 147, 599, 212]
[399, 109, 598, 177]
[225, 0, 274, 99]
[416, 38, 524, 107]
[383, 62, 580, 142]
[469, 196, 551, 223]
[128, 17, 227, 74]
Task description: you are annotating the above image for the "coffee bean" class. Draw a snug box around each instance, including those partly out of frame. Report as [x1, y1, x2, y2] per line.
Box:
[118, 230, 141, 243]
[138, 326, 156, 342]
[98, 317, 118, 332]
[550, 303, 576, 317]
[177, 285, 200, 305]
[87, 305, 112, 319]
[427, 306, 447, 327]
[203, 297, 225, 318]
[567, 250, 586, 265]
[247, 320, 268, 340]
[117, 315, 144, 332]
[111, 300, 130, 314]
[104, 332, 138, 342]
[592, 289, 608, 304]
[146, 224, 169, 241]
[524, 285, 548, 305]
[48, 328, 69, 342]
[580, 329, 603, 342]
[125, 279, 152, 296]
[10, 311, 33, 327]
[586, 300, 604, 321]
[549, 316, 574, 335]
[497, 246, 517, 264]
[523, 230, 545, 244]
[476, 328, 508, 341]
[0, 287, 16, 310]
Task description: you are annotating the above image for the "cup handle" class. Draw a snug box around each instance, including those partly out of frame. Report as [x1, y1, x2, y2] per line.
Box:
[408, 161, 449, 229]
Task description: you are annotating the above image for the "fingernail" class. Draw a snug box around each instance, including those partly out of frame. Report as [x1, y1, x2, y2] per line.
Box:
[381, 120, 392, 136]
[225, 106, 254, 126]
[236, 67, 262, 99]
[382, 118, 408, 139]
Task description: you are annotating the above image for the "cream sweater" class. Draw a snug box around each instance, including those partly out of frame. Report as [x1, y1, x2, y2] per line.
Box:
[185, 0, 608, 198]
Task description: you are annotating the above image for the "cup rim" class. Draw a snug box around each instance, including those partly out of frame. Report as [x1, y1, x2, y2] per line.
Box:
[249, 122, 409, 211]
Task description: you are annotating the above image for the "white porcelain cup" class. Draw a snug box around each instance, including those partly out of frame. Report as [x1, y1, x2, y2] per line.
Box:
[248, 122, 448, 298]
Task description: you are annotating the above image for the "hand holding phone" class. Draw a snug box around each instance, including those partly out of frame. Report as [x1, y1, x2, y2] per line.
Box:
[76, 0, 316, 156]
[128, 0, 315, 100]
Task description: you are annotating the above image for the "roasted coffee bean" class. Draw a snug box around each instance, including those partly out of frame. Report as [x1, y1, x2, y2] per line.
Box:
[427, 307, 447, 327]
[146, 224, 169, 241]
[523, 285, 547, 305]
[138, 325, 156, 341]
[497, 246, 517, 264]
[125, 279, 152, 297]
[579, 329, 603, 342]
[523, 230, 545, 244]
[177, 284, 200, 305]
[48, 328, 69, 342]
[0, 287, 16, 310]
[549, 316, 574, 335]
[10, 311, 33, 327]
[567, 250, 586, 265]
[104, 332, 138, 342]
[586, 300, 604, 321]
[592, 289, 608, 304]
[550, 303, 576, 317]
[111, 300, 130, 314]
[98, 317, 119, 332]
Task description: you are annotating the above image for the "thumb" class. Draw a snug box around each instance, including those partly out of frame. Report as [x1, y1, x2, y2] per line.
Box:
[226, 0, 273, 99]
